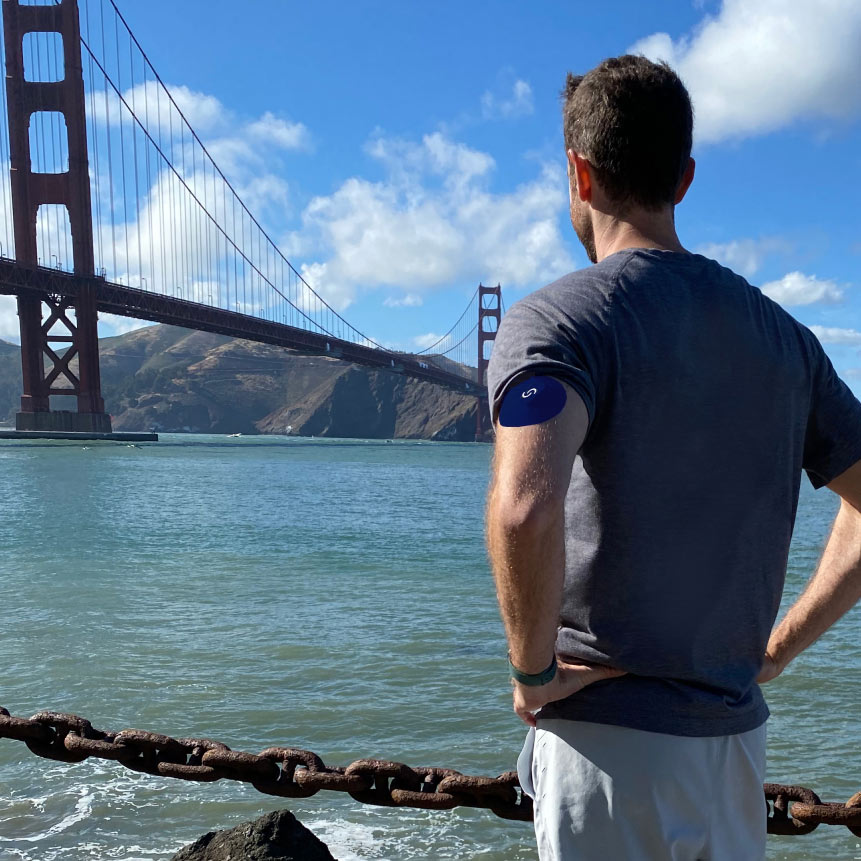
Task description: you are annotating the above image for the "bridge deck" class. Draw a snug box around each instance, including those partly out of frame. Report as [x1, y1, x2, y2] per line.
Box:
[0, 259, 485, 399]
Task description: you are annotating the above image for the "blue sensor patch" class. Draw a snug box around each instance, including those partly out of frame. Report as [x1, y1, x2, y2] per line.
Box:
[499, 376, 567, 427]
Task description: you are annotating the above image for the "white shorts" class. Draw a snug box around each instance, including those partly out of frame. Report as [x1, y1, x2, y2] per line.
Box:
[517, 718, 767, 861]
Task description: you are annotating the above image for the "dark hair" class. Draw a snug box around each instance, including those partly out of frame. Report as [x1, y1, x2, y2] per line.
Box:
[562, 55, 693, 211]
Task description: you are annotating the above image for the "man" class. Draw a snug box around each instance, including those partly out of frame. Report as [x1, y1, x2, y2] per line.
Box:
[485, 55, 861, 860]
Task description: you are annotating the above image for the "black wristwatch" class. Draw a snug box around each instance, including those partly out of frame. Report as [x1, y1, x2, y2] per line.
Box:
[508, 652, 557, 686]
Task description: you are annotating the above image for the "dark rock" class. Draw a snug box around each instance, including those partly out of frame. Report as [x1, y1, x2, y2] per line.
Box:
[256, 363, 478, 440]
[170, 809, 336, 861]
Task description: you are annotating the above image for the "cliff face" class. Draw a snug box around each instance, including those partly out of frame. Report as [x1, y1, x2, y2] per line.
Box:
[256, 365, 477, 440]
[0, 325, 480, 441]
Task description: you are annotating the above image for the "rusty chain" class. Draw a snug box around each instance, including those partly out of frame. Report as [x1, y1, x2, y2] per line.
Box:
[0, 706, 530, 821]
[2, 707, 860, 834]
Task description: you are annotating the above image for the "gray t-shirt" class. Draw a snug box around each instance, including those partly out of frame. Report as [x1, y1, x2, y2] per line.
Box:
[487, 248, 861, 737]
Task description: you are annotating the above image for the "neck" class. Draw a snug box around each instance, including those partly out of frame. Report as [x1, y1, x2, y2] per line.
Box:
[591, 207, 686, 263]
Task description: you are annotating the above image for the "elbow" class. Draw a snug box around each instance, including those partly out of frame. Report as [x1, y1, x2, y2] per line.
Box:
[488, 493, 562, 541]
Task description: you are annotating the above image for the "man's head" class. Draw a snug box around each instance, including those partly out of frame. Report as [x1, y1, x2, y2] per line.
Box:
[562, 55, 695, 262]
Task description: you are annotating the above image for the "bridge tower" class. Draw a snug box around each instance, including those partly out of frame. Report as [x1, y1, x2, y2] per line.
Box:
[3, 0, 111, 433]
[476, 283, 501, 439]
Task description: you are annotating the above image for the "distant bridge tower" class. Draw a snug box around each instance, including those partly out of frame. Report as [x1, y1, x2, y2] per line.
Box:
[476, 283, 501, 439]
[3, 0, 111, 433]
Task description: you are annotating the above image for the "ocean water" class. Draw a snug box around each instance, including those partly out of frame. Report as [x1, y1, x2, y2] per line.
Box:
[0, 434, 857, 861]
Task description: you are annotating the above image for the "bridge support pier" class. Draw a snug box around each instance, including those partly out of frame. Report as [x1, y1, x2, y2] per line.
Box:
[476, 284, 501, 441]
[3, 0, 111, 434]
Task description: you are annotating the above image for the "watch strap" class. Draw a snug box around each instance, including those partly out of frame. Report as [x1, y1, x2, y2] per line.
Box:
[508, 653, 557, 686]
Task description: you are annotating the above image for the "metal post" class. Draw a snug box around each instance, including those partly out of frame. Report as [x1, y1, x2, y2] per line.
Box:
[2, 0, 110, 432]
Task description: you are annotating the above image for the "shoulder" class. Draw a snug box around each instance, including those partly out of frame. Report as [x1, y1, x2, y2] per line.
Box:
[694, 251, 827, 368]
[717, 258, 824, 355]
[503, 256, 632, 332]
[531, 254, 634, 308]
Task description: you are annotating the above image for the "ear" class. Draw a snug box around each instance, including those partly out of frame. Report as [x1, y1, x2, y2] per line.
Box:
[674, 157, 696, 205]
[568, 150, 593, 203]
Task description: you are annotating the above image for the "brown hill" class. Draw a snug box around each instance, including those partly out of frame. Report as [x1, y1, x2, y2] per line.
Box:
[0, 325, 480, 441]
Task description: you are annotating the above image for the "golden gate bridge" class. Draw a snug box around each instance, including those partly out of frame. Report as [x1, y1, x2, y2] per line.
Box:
[0, 0, 503, 439]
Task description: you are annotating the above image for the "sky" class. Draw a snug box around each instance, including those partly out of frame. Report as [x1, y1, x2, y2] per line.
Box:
[5, 0, 861, 387]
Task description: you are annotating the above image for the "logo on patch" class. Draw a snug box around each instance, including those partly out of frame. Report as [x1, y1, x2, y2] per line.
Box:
[498, 376, 567, 427]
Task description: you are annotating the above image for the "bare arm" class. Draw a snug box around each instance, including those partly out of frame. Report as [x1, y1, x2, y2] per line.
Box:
[759, 458, 861, 682]
[486, 383, 624, 723]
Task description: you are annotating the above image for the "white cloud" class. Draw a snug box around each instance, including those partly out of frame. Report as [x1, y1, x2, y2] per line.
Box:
[298, 260, 355, 313]
[384, 293, 423, 308]
[292, 131, 574, 310]
[97, 314, 154, 339]
[245, 112, 311, 151]
[696, 237, 788, 279]
[481, 79, 534, 120]
[414, 332, 444, 349]
[91, 81, 229, 137]
[630, 0, 861, 143]
[71, 80, 326, 333]
[760, 271, 843, 306]
[232, 174, 291, 223]
[0, 295, 20, 342]
[809, 325, 861, 345]
[90, 81, 303, 229]
[165, 84, 227, 134]
[367, 132, 495, 188]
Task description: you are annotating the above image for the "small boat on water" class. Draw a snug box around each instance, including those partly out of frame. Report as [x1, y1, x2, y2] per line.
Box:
[227, 433, 242, 438]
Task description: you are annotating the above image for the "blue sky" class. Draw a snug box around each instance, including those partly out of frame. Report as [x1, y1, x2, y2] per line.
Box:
[7, 0, 861, 386]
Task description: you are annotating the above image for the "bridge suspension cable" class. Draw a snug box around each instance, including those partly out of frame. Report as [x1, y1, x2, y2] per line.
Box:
[414, 286, 480, 381]
[74, 0, 386, 348]
[0, 0, 488, 403]
[416, 285, 479, 355]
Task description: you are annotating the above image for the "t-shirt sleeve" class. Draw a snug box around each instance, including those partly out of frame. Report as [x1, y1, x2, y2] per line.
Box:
[803, 349, 861, 489]
[486, 295, 601, 427]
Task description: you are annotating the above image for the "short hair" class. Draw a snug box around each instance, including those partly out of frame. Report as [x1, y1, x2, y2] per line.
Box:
[562, 55, 693, 211]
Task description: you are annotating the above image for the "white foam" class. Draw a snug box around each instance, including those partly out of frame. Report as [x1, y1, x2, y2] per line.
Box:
[77, 843, 167, 860]
[0, 785, 94, 843]
[306, 817, 384, 860]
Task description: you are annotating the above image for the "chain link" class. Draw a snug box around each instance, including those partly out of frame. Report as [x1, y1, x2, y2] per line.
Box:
[0, 707, 531, 821]
[2, 706, 860, 833]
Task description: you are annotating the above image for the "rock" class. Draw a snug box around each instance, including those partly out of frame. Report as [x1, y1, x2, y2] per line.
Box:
[170, 809, 337, 861]
[256, 363, 478, 440]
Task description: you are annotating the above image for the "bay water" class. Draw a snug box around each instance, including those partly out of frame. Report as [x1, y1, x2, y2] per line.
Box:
[0, 435, 858, 860]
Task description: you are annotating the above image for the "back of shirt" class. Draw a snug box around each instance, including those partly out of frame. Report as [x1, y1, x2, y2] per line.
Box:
[487, 248, 861, 737]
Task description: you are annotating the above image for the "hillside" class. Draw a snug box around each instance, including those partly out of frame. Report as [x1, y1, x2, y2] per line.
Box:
[0, 325, 480, 441]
